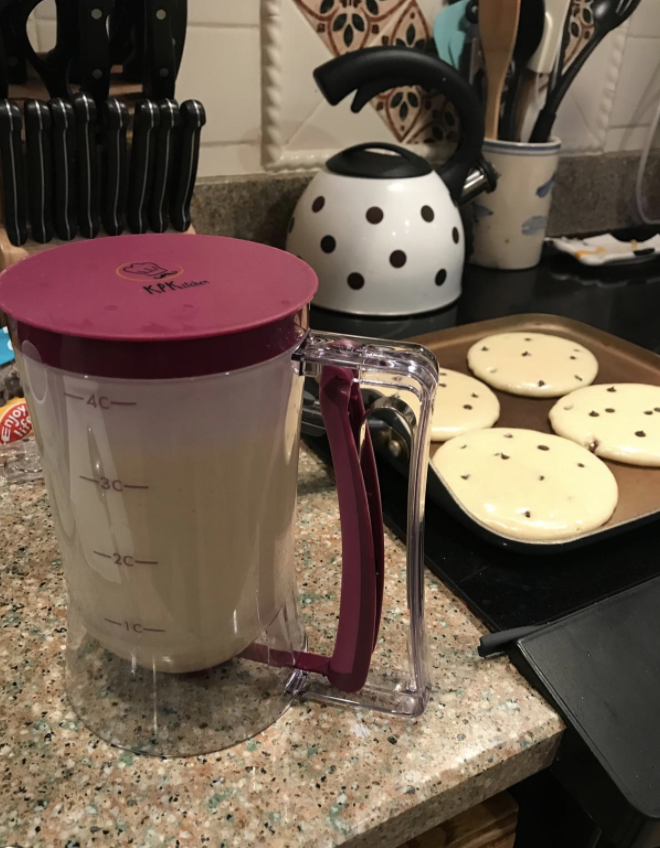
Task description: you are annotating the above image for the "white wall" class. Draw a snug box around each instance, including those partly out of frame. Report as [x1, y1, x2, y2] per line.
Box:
[32, 0, 660, 176]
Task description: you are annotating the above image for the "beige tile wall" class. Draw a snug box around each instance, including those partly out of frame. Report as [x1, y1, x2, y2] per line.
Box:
[32, 0, 660, 174]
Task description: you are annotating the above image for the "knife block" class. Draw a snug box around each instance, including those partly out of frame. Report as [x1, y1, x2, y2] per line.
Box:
[0, 224, 196, 273]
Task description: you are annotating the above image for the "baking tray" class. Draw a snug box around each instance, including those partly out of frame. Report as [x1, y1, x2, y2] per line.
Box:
[404, 314, 660, 554]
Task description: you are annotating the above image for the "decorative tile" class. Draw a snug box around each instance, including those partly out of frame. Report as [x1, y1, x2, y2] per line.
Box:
[292, 0, 456, 144]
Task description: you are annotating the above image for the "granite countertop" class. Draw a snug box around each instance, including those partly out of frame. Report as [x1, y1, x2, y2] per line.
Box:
[0, 446, 563, 848]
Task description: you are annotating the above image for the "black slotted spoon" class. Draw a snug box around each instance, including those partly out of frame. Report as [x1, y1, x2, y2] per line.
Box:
[530, 0, 643, 142]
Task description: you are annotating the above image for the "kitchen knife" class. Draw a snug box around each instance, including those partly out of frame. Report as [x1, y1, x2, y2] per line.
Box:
[24, 99, 54, 244]
[101, 97, 130, 236]
[127, 99, 160, 234]
[72, 92, 100, 239]
[49, 98, 77, 241]
[78, 0, 113, 104]
[169, 99, 206, 233]
[9, 0, 74, 98]
[0, 99, 27, 246]
[148, 98, 180, 233]
[144, 0, 176, 101]
[172, 0, 188, 73]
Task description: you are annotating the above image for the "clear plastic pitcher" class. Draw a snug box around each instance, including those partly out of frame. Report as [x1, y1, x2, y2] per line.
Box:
[0, 234, 437, 756]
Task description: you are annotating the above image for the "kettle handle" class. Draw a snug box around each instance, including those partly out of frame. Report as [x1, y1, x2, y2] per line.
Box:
[314, 46, 485, 204]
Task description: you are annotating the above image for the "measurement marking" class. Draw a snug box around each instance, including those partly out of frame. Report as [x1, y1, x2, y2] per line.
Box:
[104, 618, 122, 626]
[124, 484, 149, 490]
[64, 392, 84, 400]
[110, 401, 137, 407]
[93, 550, 111, 559]
[134, 560, 159, 565]
[144, 627, 165, 632]
[79, 475, 98, 484]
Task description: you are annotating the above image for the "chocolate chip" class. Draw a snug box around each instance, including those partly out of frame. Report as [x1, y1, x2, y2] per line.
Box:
[537, 445, 549, 451]
[577, 463, 585, 468]
[524, 337, 532, 341]
[471, 393, 479, 398]
[636, 431, 647, 437]
[607, 387, 616, 393]
[524, 510, 531, 518]
[564, 405, 573, 411]
[460, 445, 467, 449]
[522, 351, 531, 357]
[570, 356, 577, 360]
[574, 349, 580, 352]
[589, 411, 599, 417]
[461, 474, 470, 480]
[463, 404, 472, 410]
[645, 410, 653, 415]
[575, 375, 583, 381]
[438, 382, 446, 388]
[538, 380, 546, 387]
[504, 434, 513, 438]
[655, 408, 660, 413]
[605, 408, 615, 413]
[481, 346, 489, 352]
[501, 454, 510, 460]
[539, 476, 545, 481]
[439, 372, 447, 376]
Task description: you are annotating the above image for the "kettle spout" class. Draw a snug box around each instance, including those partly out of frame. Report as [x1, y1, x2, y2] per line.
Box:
[459, 157, 498, 206]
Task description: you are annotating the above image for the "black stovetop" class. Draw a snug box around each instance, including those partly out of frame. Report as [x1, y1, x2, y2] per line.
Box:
[308, 251, 660, 632]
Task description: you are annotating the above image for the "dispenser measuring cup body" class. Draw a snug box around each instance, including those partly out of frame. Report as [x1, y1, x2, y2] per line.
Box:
[21, 347, 305, 676]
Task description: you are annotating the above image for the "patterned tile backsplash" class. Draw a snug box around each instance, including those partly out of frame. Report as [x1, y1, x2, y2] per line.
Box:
[28, 0, 660, 175]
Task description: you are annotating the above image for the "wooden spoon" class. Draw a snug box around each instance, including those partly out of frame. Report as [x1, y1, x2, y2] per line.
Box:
[480, 0, 521, 139]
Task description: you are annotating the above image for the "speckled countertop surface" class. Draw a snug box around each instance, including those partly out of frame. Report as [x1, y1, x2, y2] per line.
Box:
[0, 446, 563, 848]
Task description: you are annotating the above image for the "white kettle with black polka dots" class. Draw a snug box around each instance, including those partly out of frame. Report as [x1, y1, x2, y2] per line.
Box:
[287, 47, 495, 317]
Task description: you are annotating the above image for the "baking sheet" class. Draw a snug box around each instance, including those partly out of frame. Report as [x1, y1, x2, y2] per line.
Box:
[408, 314, 660, 553]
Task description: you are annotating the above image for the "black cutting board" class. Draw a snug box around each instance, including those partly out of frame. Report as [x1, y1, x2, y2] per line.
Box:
[509, 577, 660, 848]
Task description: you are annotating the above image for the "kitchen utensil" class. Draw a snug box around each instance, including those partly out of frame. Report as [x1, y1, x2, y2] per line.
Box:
[24, 99, 53, 244]
[171, 0, 187, 73]
[381, 314, 660, 554]
[78, 0, 113, 105]
[101, 97, 129, 236]
[433, 0, 470, 70]
[531, 0, 642, 142]
[480, 0, 521, 139]
[169, 98, 205, 232]
[127, 98, 160, 234]
[0, 99, 27, 247]
[9, 0, 76, 98]
[50, 97, 77, 242]
[500, 0, 545, 141]
[72, 92, 100, 239]
[527, 0, 572, 74]
[144, 0, 176, 101]
[148, 98, 179, 233]
[470, 137, 560, 269]
[3, 4, 27, 85]
[287, 47, 495, 316]
[0, 233, 437, 756]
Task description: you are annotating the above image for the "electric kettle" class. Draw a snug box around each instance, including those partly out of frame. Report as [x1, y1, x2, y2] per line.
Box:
[287, 47, 496, 317]
[0, 234, 437, 757]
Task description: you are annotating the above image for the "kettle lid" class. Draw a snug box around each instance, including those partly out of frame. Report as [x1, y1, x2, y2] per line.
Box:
[0, 234, 318, 379]
[327, 142, 432, 179]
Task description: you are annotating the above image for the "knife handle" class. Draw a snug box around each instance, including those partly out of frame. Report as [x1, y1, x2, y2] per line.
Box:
[0, 99, 27, 246]
[72, 92, 100, 239]
[101, 98, 130, 236]
[24, 99, 54, 244]
[148, 99, 180, 233]
[144, 0, 176, 101]
[127, 99, 160, 234]
[170, 99, 205, 233]
[78, 0, 113, 104]
[49, 98, 77, 241]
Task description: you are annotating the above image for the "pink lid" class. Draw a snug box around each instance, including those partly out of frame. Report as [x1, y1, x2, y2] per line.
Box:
[0, 234, 318, 378]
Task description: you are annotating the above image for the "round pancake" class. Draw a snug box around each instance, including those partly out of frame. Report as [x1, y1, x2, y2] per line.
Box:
[550, 382, 660, 466]
[431, 428, 618, 541]
[467, 331, 598, 397]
